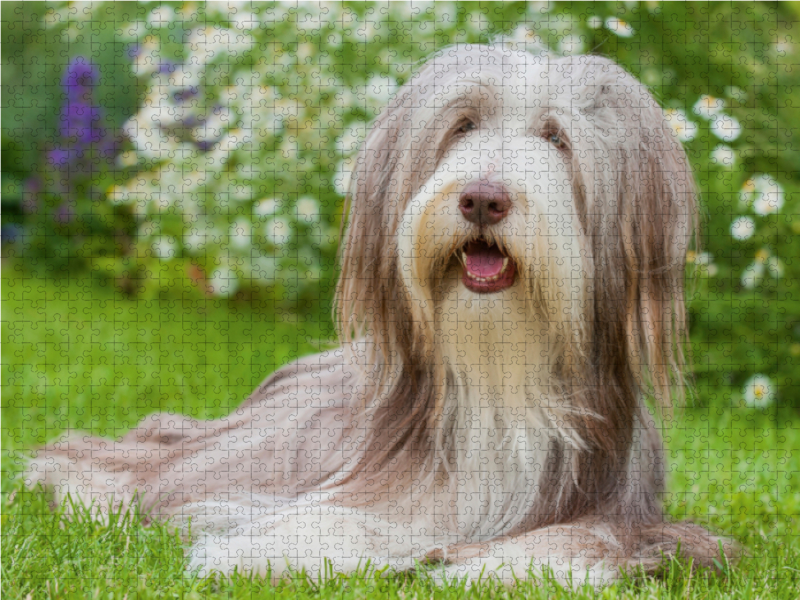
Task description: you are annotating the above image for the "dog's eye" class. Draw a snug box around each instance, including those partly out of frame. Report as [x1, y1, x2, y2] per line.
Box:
[549, 133, 564, 148]
[456, 121, 477, 134]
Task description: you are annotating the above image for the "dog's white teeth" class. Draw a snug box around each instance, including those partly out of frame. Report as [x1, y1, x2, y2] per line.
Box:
[502, 257, 509, 272]
[461, 251, 467, 264]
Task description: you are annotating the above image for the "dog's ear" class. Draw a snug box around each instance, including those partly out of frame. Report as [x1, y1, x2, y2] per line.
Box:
[577, 57, 697, 411]
[625, 94, 696, 411]
[335, 77, 421, 363]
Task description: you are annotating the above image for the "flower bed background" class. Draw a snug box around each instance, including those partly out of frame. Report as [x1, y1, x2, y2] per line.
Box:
[2, 1, 799, 414]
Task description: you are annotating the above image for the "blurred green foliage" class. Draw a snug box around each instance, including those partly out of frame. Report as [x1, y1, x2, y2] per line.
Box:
[2, 1, 799, 412]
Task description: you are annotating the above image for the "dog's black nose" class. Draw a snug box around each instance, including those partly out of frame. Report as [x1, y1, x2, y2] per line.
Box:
[458, 180, 511, 226]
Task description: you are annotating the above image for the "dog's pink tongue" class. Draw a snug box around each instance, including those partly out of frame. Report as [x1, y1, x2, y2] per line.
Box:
[465, 242, 505, 277]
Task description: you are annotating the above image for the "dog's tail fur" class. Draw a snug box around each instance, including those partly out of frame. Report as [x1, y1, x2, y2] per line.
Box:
[26, 350, 362, 526]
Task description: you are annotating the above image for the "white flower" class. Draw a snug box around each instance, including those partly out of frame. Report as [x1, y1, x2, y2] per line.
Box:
[107, 184, 129, 205]
[209, 266, 239, 298]
[528, 1, 552, 14]
[254, 198, 278, 217]
[587, 15, 603, 29]
[230, 218, 251, 250]
[726, 86, 747, 102]
[232, 185, 252, 203]
[153, 236, 178, 260]
[468, 11, 490, 34]
[641, 68, 660, 87]
[364, 75, 398, 104]
[137, 222, 156, 239]
[692, 95, 725, 119]
[751, 174, 785, 216]
[264, 217, 292, 246]
[742, 374, 774, 408]
[664, 109, 697, 142]
[710, 113, 742, 142]
[231, 10, 258, 30]
[389, 2, 417, 21]
[334, 158, 355, 196]
[166, 63, 201, 89]
[147, 6, 175, 27]
[731, 216, 755, 241]
[123, 113, 177, 161]
[741, 261, 764, 288]
[692, 252, 718, 277]
[116, 151, 139, 169]
[606, 17, 634, 37]
[295, 197, 319, 223]
[695, 252, 713, 266]
[739, 175, 785, 215]
[766, 256, 784, 279]
[510, 24, 541, 47]
[152, 191, 173, 212]
[132, 37, 160, 77]
[194, 107, 233, 144]
[253, 254, 278, 283]
[184, 229, 207, 252]
[559, 34, 585, 55]
[738, 178, 756, 209]
[336, 123, 367, 155]
[187, 26, 253, 66]
[710, 145, 735, 167]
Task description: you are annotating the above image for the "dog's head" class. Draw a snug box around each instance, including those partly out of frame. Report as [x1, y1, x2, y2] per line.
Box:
[337, 45, 695, 437]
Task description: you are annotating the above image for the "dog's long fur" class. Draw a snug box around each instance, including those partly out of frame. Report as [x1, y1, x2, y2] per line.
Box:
[29, 45, 735, 586]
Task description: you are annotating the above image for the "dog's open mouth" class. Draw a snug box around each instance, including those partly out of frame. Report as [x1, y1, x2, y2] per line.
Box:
[460, 238, 516, 293]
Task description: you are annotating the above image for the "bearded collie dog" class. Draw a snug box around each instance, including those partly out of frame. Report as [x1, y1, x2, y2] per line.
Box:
[29, 44, 735, 586]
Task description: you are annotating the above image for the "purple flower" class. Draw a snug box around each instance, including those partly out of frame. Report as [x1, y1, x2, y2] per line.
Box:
[62, 57, 99, 103]
[174, 86, 199, 102]
[60, 102, 105, 144]
[48, 55, 117, 197]
[158, 60, 178, 74]
[22, 177, 41, 214]
[48, 148, 72, 167]
[1, 223, 22, 243]
[54, 202, 74, 224]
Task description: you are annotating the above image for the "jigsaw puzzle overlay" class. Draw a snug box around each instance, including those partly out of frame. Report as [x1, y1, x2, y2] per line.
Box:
[3, 3, 799, 597]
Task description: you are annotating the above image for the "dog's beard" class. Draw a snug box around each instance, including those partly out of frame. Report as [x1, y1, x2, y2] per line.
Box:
[392, 168, 591, 539]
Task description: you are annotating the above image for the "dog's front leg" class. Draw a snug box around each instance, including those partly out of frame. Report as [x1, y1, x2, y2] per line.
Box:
[188, 502, 421, 582]
[430, 522, 623, 588]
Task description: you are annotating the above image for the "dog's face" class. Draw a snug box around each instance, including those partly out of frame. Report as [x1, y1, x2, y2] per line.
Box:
[393, 50, 588, 395]
[339, 45, 695, 419]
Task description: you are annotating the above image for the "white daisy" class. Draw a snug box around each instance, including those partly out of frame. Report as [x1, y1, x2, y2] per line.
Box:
[710, 113, 742, 142]
[742, 375, 774, 408]
[741, 261, 764, 289]
[731, 216, 755, 241]
[692, 95, 725, 119]
[153, 236, 178, 260]
[664, 109, 697, 142]
[264, 216, 292, 246]
[209, 266, 239, 297]
[605, 17, 634, 37]
[751, 175, 785, 216]
[710, 145, 735, 167]
[230, 218, 251, 250]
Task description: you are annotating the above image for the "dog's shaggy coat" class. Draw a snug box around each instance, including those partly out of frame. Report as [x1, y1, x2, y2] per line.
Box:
[30, 45, 735, 585]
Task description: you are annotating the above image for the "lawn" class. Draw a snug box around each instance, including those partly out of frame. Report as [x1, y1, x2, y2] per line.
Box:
[2, 266, 799, 599]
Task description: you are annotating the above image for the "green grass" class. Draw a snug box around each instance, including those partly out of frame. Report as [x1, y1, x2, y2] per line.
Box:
[3, 267, 799, 599]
